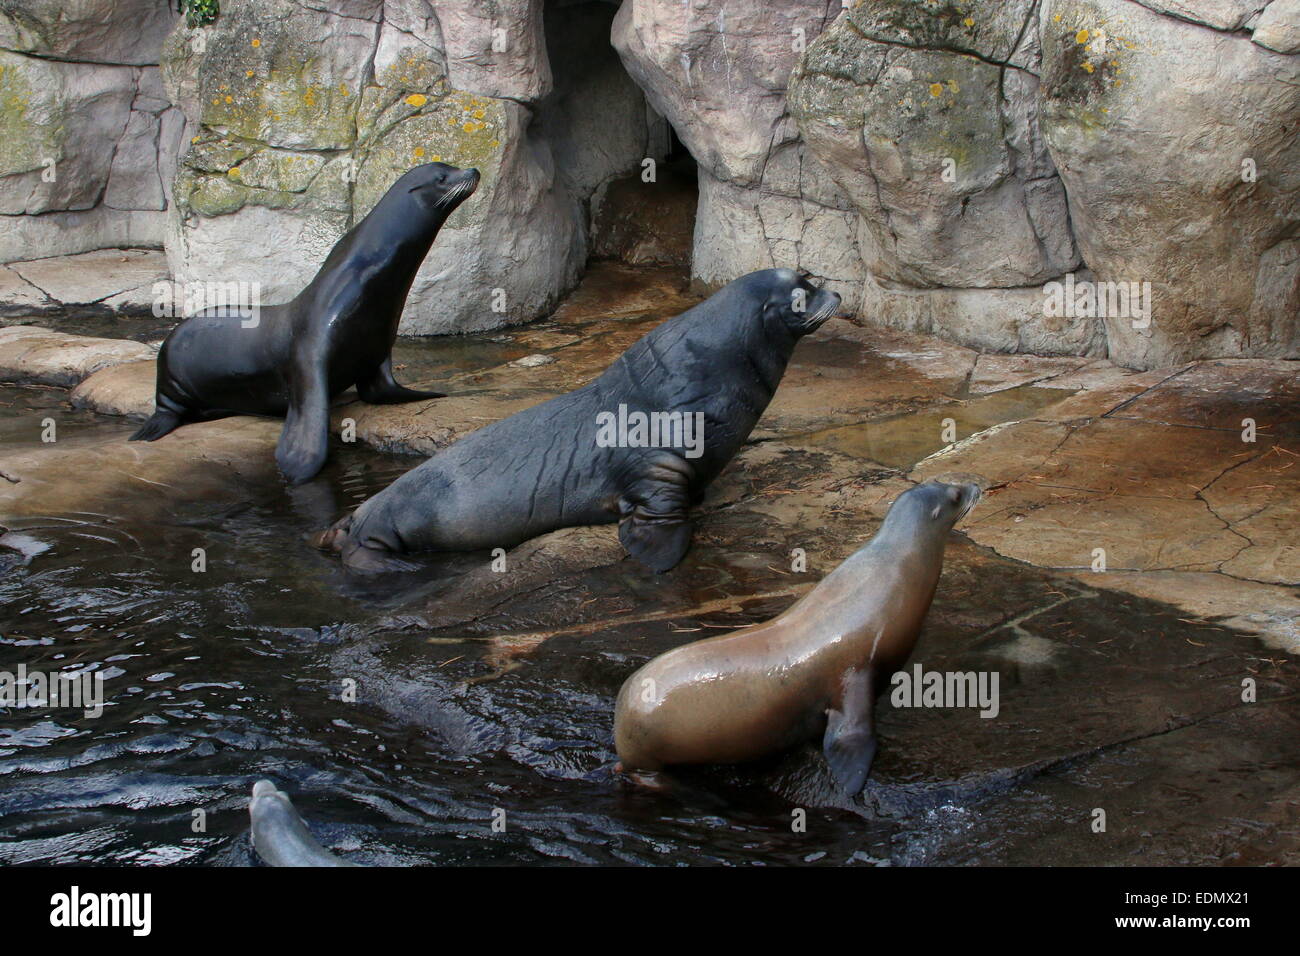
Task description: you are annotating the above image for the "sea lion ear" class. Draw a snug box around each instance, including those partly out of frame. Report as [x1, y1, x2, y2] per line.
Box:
[947, 485, 962, 503]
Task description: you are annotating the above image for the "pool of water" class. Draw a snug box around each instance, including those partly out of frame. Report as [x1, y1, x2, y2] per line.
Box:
[0, 381, 901, 866]
[796, 385, 1068, 470]
[3, 301, 1294, 867]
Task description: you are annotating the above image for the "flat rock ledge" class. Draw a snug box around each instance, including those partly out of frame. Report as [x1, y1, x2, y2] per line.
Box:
[1, 291, 1296, 652]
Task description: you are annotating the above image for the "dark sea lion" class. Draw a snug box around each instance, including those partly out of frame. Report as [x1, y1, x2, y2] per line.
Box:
[248, 780, 357, 867]
[314, 269, 842, 573]
[131, 162, 480, 484]
[613, 480, 981, 793]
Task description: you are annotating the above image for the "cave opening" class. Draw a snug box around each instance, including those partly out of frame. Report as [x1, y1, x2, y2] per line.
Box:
[531, 0, 698, 276]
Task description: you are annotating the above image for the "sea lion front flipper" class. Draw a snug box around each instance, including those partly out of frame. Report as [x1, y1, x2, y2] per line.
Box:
[823, 668, 878, 795]
[618, 452, 695, 573]
[276, 354, 331, 484]
[357, 357, 446, 404]
[248, 780, 359, 867]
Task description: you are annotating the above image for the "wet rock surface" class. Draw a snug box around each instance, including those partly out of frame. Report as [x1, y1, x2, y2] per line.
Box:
[0, 326, 155, 388]
[0, 263, 1296, 865]
[0, 250, 169, 319]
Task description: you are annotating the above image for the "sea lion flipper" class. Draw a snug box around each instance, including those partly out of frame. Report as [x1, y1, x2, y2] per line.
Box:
[276, 355, 331, 484]
[823, 668, 878, 794]
[130, 408, 183, 442]
[618, 452, 695, 573]
[357, 357, 446, 405]
[619, 516, 692, 573]
[130, 392, 189, 442]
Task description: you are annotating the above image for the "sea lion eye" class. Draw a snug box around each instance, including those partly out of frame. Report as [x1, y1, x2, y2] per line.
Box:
[947, 486, 961, 504]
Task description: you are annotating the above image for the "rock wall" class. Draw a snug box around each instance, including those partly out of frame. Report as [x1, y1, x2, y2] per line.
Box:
[612, 0, 868, 305]
[786, 0, 1300, 368]
[161, 0, 661, 334]
[0, 0, 1295, 366]
[0, 0, 184, 262]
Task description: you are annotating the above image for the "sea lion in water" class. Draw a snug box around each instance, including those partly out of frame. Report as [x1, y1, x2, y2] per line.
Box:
[613, 480, 981, 793]
[314, 269, 842, 573]
[131, 162, 480, 484]
[248, 780, 357, 867]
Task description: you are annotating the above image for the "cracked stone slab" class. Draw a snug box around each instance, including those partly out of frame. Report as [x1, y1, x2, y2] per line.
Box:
[908, 365, 1298, 640]
[0, 265, 54, 314]
[0, 326, 154, 387]
[1108, 359, 1300, 430]
[756, 321, 979, 440]
[968, 353, 1095, 393]
[961, 484, 1247, 573]
[7, 249, 169, 310]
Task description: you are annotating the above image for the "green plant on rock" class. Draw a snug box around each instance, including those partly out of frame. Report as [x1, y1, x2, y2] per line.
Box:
[174, 0, 219, 28]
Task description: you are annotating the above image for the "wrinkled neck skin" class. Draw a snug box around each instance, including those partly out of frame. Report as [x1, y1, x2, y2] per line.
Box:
[611, 284, 801, 413]
[755, 304, 804, 386]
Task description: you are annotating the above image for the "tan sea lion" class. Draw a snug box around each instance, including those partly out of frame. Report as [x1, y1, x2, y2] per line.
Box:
[613, 480, 981, 793]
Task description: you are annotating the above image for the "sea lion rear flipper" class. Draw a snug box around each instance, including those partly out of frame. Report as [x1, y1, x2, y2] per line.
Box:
[130, 409, 183, 442]
[823, 668, 878, 795]
[248, 780, 359, 867]
[276, 355, 331, 484]
[357, 357, 446, 404]
[618, 452, 695, 573]
[130, 392, 190, 442]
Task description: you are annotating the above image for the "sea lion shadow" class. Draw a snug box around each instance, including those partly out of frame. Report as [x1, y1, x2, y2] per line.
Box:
[311, 544, 491, 607]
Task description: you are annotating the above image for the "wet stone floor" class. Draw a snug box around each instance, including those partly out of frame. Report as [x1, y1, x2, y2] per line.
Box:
[0, 262, 1297, 865]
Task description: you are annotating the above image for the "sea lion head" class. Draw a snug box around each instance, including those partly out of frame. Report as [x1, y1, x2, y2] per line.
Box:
[399, 162, 480, 217]
[885, 480, 982, 540]
[755, 268, 842, 337]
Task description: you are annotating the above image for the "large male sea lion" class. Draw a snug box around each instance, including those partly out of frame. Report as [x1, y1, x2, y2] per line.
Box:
[613, 480, 981, 793]
[314, 269, 842, 573]
[131, 162, 480, 483]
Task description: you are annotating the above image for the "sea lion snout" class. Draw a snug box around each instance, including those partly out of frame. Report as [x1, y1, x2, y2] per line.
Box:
[804, 287, 841, 331]
[758, 270, 841, 335]
[885, 480, 982, 537]
[406, 162, 481, 212]
[954, 481, 982, 521]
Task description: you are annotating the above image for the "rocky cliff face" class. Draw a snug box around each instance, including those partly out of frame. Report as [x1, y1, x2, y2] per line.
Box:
[0, 1, 1295, 366]
[0, 0, 185, 261]
[160, 0, 660, 333]
[612, 0, 867, 305]
[788, 0, 1299, 367]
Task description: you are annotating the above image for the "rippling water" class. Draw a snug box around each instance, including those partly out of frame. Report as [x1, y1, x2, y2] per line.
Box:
[0, 383, 897, 866]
